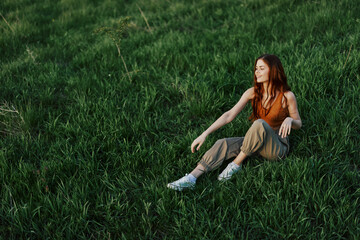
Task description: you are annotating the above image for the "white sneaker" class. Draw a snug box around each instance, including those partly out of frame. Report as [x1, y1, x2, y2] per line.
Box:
[167, 174, 195, 191]
[218, 162, 241, 181]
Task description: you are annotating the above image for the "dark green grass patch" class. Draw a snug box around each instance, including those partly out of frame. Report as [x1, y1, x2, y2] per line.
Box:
[1, 0, 359, 239]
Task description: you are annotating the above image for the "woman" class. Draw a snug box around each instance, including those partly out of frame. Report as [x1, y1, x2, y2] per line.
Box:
[167, 54, 302, 191]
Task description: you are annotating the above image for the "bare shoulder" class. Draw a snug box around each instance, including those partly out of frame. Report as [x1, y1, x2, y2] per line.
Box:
[283, 91, 297, 107]
[244, 87, 255, 100]
[284, 91, 297, 100]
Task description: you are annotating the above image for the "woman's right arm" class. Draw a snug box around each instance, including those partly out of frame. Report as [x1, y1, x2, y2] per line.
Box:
[191, 87, 254, 153]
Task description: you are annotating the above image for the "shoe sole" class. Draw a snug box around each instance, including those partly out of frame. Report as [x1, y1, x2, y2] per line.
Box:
[167, 183, 194, 191]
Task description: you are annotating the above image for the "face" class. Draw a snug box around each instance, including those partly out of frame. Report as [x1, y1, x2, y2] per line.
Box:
[255, 59, 270, 83]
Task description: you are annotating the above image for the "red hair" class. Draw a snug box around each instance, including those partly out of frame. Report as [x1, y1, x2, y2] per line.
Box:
[250, 54, 291, 120]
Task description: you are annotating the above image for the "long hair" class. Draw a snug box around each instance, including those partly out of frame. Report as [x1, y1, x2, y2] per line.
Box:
[250, 54, 291, 120]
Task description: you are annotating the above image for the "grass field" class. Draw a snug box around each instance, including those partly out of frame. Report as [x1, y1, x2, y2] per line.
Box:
[1, 0, 359, 239]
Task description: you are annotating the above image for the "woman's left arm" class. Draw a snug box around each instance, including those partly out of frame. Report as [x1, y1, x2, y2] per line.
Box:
[279, 91, 302, 138]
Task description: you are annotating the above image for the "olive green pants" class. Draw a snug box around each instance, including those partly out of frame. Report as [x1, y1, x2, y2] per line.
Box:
[198, 119, 290, 172]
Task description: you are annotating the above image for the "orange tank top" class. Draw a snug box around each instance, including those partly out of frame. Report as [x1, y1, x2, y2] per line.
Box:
[254, 92, 289, 129]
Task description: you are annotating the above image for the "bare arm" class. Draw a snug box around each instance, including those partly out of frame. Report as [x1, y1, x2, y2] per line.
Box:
[279, 91, 302, 138]
[203, 87, 254, 136]
[191, 87, 254, 152]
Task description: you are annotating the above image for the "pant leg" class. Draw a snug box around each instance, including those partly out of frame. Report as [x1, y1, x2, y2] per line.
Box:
[240, 119, 289, 160]
[198, 137, 244, 172]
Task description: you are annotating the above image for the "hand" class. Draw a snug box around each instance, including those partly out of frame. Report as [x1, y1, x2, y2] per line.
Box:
[191, 134, 207, 153]
[279, 117, 293, 138]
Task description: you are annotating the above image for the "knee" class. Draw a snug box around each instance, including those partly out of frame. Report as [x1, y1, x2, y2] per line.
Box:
[252, 119, 266, 130]
[249, 119, 274, 135]
[215, 138, 227, 146]
[213, 138, 229, 151]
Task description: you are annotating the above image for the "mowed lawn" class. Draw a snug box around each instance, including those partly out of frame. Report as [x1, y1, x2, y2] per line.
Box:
[0, 0, 359, 239]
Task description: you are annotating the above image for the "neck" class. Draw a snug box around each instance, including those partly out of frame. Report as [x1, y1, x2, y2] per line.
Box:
[262, 82, 272, 95]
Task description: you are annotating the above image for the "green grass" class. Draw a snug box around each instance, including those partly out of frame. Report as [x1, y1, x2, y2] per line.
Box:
[0, 0, 359, 239]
